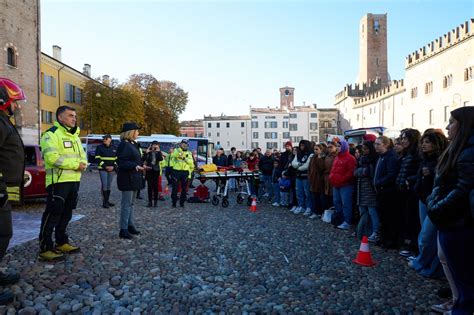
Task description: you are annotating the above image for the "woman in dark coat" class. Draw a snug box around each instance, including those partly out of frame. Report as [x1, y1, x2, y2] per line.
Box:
[427, 107, 474, 314]
[116, 122, 145, 239]
[143, 141, 163, 207]
[308, 144, 325, 217]
[355, 140, 379, 241]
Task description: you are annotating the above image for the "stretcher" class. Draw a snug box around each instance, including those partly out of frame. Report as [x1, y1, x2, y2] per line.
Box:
[194, 170, 260, 208]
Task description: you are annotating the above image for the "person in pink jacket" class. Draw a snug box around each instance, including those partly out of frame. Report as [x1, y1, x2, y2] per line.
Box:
[329, 140, 357, 230]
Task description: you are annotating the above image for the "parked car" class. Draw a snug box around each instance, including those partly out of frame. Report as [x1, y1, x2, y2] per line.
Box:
[23, 144, 47, 200]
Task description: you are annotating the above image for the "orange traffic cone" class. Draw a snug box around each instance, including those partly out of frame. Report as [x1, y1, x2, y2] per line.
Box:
[248, 197, 257, 212]
[164, 185, 170, 195]
[352, 236, 376, 267]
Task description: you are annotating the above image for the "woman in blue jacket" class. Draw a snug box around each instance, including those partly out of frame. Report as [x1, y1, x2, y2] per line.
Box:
[116, 122, 145, 239]
[428, 106, 474, 314]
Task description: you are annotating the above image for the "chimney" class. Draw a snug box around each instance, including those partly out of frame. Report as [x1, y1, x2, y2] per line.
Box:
[102, 75, 110, 86]
[83, 64, 91, 77]
[52, 45, 62, 61]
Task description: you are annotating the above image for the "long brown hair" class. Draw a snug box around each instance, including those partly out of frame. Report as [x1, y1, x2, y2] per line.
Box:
[437, 106, 474, 176]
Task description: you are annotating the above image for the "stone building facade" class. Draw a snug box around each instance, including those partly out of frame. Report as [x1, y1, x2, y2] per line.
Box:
[0, 0, 41, 144]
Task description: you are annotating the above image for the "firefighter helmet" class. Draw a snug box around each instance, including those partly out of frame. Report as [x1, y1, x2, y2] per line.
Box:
[0, 77, 26, 111]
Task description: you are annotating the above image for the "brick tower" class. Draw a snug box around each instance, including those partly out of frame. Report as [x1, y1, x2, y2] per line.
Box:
[357, 14, 389, 87]
[280, 87, 295, 110]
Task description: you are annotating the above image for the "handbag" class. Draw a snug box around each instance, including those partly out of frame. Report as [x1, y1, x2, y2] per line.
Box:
[322, 208, 334, 223]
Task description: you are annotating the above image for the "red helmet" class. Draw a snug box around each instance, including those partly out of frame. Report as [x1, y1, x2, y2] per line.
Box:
[0, 77, 26, 111]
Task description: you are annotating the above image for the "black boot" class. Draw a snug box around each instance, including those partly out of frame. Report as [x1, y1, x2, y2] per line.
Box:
[0, 272, 20, 286]
[128, 226, 140, 235]
[146, 200, 153, 207]
[119, 229, 133, 239]
[0, 291, 14, 306]
[153, 200, 158, 207]
[102, 191, 109, 208]
[106, 190, 115, 207]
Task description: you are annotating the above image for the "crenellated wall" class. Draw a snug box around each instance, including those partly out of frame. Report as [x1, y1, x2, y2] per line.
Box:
[334, 78, 383, 102]
[406, 19, 474, 69]
[353, 79, 405, 107]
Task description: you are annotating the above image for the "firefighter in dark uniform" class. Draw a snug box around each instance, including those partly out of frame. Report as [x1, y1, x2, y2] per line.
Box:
[0, 77, 26, 305]
[95, 134, 117, 208]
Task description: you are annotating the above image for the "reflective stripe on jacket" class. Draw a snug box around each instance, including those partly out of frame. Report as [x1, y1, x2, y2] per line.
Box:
[170, 148, 194, 173]
[40, 121, 87, 187]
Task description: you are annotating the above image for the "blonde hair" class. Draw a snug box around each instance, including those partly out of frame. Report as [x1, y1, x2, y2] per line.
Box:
[120, 130, 137, 141]
[377, 136, 394, 149]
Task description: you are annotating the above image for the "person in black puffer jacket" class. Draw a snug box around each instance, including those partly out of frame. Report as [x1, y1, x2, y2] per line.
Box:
[258, 149, 275, 200]
[116, 122, 145, 239]
[396, 128, 421, 255]
[427, 107, 474, 314]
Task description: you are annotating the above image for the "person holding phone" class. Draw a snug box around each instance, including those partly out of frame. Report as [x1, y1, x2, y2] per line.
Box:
[144, 141, 163, 207]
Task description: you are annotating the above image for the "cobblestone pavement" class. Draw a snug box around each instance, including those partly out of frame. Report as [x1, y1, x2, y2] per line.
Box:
[1, 172, 444, 314]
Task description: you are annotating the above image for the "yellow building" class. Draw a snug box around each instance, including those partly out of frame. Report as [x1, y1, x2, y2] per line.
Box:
[40, 45, 102, 136]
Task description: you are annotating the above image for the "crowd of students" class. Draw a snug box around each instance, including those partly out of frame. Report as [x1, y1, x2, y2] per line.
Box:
[213, 106, 474, 314]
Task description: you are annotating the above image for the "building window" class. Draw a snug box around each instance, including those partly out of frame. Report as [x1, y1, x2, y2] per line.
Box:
[216, 122, 220, 128]
[289, 124, 298, 131]
[252, 132, 259, 139]
[443, 74, 453, 88]
[241, 131, 244, 135]
[41, 110, 54, 124]
[370, 108, 372, 114]
[464, 67, 473, 81]
[264, 121, 277, 128]
[310, 113, 317, 118]
[374, 19, 380, 33]
[264, 116, 276, 119]
[226, 141, 230, 147]
[251, 142, 259, 149]
[226, 122, 230, 128]
[251, 121, 258, 128]
[217, 141, 220, 145]
[425, 81, 433, 94]
[241, 122, 245, 127]
[216, 132, 220, 137]
[283, 132, 290, 138]
[208, 132, 211, 137]
[357, 114, 360, 121]
[208, 123, 211, 128]
[411, 114, 415, 127]
[289, 113, 297, 118]
[64, 83, 82, 104]
[7, 47, 16, 67]
[266, 142, 278, 149]
[310, 123, 318, 130]
[411, 87, 418, 98]
[283, 116, 289, 119]
[429, 109, 434, 125]
[264, 132, 277, 139]
[282, 121, 288, 128]
[322, 121, 330, 128]
[311, 136, 318, 142]
[41, 73, 57, 96]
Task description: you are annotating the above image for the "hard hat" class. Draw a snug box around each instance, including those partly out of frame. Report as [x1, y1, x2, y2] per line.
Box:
[0, 77, 26, 111]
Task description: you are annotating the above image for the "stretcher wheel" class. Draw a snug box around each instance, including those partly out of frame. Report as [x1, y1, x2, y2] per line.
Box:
[211, 195, 219, 206]
[222, 197, 229, 208]
[247, 196, 253, 206]
[236, 194, 244, 204]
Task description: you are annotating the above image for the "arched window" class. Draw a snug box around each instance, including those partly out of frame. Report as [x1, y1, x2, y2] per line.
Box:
[7, 47, 16, 67]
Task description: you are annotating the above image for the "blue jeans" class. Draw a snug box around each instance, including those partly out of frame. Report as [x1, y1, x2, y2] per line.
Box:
[99, 170, 116, 191]
[120, 190, 136, 230]
[333, 185, 354, 224]
[411, 201, 442, 278]
[272, 183, 280, 204]
[296, 178, 312, 209]
[439, 226, 474, 314]
[359, 205, 379, 234]
[259, 175, 273, 199]
[280, 191, 290, 205]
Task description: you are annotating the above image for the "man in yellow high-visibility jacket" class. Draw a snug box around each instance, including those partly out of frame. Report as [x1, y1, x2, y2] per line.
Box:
[170, 139, 194, 208]
[39, 106, 87, 261]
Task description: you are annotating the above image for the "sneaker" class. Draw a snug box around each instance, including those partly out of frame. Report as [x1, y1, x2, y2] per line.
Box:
[399, 250, 411, 258]
[406, 255, 416, 262]
[262, 193, 269, 198]
[309, 214, 318, 219]
[431, 300, 454, 313]
[368, 232, 379, 243]
[293, 207, 303, 214]
[337, 222, 350, 230]
[56, 243, 81, 254]
[0, 272, 20, 286]
[303, 208, 312, 216]
[38, 250, 65, 262]
[272, 202, 280, 207]
[290, 206, 297, 212]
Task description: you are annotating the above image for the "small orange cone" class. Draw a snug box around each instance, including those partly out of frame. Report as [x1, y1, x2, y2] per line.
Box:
[352, 236, 376, 267]
[248, 197, 257, 212]
[164, 185, 170, 195]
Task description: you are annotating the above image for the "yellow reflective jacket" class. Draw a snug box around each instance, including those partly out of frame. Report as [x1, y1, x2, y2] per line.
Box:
[170, 148, 194, 173]
[40, 121, 87, 187]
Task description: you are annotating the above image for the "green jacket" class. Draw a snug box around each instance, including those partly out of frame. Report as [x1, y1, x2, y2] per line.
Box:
[170, 148, 194, 173]
[40, 121, 87, 187]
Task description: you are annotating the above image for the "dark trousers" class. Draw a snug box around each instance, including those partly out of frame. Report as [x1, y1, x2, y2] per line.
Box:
[0, 201, 12, 261]
[311, 191, 324, 215]
[146, 171, 160, 202]
[401, 190, 421, 252]
[39, 182, 79, 251]
[377, 190, 402, 248]
[439, 226, 474, 314]
[171, 170, 189, 206]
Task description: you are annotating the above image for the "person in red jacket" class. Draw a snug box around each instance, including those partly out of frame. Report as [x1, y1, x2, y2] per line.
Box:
[329, 140, 357, 230]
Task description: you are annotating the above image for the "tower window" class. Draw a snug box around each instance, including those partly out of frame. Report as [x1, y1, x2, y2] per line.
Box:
[374, 20, 380, 33]
[7, 47, 17, 67]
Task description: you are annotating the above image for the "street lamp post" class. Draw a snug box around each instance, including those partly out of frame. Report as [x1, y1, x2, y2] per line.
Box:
[90, 92, 101, 134]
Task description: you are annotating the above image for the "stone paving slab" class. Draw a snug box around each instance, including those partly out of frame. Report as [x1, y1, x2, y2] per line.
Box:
[0, 172, 445, 314]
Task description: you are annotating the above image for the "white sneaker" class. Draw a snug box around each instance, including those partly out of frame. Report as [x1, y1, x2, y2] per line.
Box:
[368, 232, 379, 243]
[293, 207, 303, 214]
[263, 193, 269, 198]
[309, 214, 318, 219]
[303, 208, 312, 216]
[337, 222, 351, 230]
[290, 206, 297, 212]
[271, 202, 279, 207]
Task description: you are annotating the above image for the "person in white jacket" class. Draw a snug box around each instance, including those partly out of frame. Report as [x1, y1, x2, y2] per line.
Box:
[291, 140, 314, 215]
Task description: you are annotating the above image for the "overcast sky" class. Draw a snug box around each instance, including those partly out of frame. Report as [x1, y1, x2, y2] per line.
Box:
[41, 0, 473, 120]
